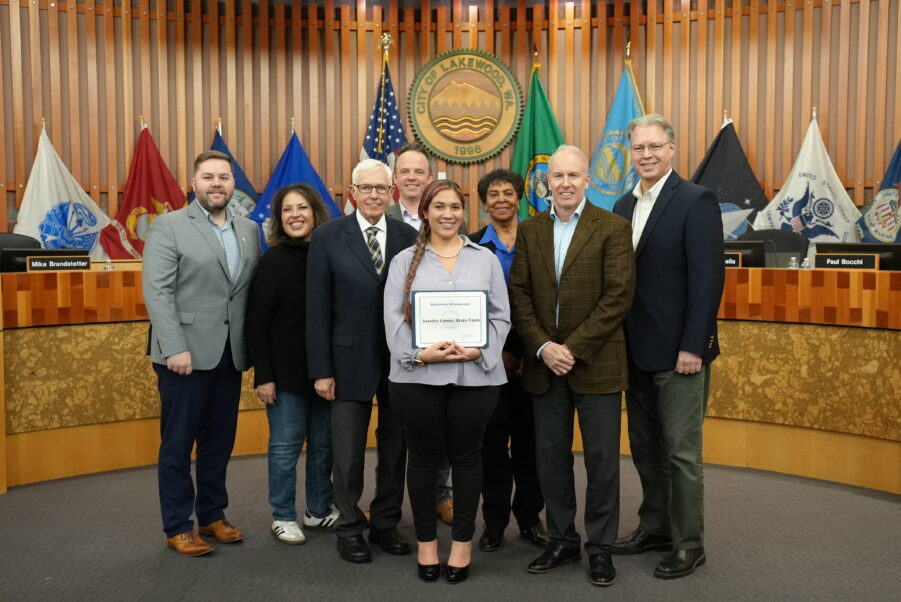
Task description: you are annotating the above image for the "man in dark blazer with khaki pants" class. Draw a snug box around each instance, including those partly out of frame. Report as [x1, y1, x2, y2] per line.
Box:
[611, 114, 724, 579]
[509, 145, 635, 587]
[306, 159, 418, 563]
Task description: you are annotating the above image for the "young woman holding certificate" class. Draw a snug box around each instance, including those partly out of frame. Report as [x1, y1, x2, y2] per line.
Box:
[384, 180, 511, 584]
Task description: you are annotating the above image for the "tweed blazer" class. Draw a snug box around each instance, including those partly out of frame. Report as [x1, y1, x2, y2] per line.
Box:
[509, 201, 635, 395]
[142, 201, 261, 371]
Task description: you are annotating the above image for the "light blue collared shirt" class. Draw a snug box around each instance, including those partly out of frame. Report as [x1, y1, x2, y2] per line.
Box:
[197, 203, 241, 281]
[537, 197, 587, 358]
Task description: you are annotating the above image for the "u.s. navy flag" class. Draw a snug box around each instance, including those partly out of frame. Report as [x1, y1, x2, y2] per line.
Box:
[753, 117, 860, 242]
[102, 127, 186, 259]
[586, 60, 645, 210]
[692, 118, 768, 240]
[857, 139, 901, 243]
[511, 62, 565, 219]
[252, 131, 340, 250]
[15, 127, 115, 259]
[355, 52, 407, 214]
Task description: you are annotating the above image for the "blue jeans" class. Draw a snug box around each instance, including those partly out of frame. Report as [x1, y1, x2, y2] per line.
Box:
[267, 390, 334, 521]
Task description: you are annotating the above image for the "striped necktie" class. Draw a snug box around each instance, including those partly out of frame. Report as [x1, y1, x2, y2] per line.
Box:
[365, 226, 384, 276]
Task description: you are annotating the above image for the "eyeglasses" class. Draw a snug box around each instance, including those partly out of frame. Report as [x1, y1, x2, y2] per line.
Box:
[354, 184, 392, 195]
[631, 143, 669, 154]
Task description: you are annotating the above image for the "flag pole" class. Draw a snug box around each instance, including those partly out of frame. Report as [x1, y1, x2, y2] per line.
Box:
[376, 33, 394, 156]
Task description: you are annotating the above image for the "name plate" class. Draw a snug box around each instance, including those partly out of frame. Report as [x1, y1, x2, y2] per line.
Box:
[814, 253, 878, 270]
[412, 290, 488, 348]
[724, 252, 742, 268]
[26, 256, 91, 272]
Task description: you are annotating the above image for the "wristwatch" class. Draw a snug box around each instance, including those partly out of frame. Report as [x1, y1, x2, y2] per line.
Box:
[413, 350, 425, 366]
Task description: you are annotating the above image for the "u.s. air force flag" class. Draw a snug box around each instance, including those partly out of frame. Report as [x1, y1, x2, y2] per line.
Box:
[753, 117, 860, 242]
[857, 139, 901, 243]
[586, 60, 644, 211]
[252, 131, 339, 250]
[14, 127, 115, 259]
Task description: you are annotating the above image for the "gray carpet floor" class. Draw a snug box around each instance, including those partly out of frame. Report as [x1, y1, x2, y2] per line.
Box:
[0, 452, 898, 601]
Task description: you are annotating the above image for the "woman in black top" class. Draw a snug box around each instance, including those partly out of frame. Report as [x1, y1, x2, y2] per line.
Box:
[246, 183, 334, 545]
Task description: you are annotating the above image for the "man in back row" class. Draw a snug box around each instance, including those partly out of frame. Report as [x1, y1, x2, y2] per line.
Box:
[385, 141, 455, 526]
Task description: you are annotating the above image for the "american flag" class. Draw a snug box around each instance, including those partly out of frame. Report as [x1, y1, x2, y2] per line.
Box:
[349, 56, 407, 214]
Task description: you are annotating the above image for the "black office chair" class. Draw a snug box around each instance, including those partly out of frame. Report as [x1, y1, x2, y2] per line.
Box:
[0, 233, 41, 249]
[738, 229, 809, 267]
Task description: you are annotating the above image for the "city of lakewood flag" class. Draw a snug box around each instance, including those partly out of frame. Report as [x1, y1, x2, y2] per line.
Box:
[586, 60, 645, 210]
[753, 117, 860, 243]
[856, 139, 901, 243]
[691, 117, 768, 240]
[100, 128, 186, 258]
[352, 47, 407, 214]
[511, 63, 565, 218]
[14, 126, 116, 259]
[251, 131, 340, 250]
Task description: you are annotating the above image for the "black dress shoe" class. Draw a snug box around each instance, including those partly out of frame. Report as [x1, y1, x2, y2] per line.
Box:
[519, 523, 551, 548]
[445, 564, 470, 584]
[478, 526, 504, 552]
[588, 552, 617, 586]
[337, 535, 372, 563]
[418, 563, 441, 581]
[654, 547, 706, 579]
[368, 527, 412, 555]
[527, 542, 581, 573]
[609, 528, 672, 555]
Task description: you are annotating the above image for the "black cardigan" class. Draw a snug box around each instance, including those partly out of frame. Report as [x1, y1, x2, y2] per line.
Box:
[470, 224, 524, 359]
[245, 239, 314, 395]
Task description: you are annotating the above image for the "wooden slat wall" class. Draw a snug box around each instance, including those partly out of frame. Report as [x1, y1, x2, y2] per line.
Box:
[2, 0, 899, 228]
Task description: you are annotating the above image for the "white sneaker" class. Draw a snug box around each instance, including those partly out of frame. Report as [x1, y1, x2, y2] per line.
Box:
[303, 508, 340, 529]
[271, 520, 306, 545]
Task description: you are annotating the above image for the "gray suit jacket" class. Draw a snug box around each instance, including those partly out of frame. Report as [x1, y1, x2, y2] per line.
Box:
[142, 201, 261, 371]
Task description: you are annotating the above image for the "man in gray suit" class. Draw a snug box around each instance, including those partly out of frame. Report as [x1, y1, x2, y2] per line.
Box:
[143, 150, 261, 557]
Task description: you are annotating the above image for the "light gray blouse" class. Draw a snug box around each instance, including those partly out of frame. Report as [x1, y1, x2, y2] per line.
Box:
[384, 237, 511, 386]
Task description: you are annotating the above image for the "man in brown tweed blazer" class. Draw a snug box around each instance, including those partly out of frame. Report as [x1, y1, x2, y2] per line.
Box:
[509, 145, 635, 587]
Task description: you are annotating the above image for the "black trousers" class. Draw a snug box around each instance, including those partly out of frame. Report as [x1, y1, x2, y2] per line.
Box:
[331, 375, 407, 538]
[480, 377, 544, 531]
[532, 376, 621, 555]
[155, 343, 241, 538]
[390, 382, 499, 542]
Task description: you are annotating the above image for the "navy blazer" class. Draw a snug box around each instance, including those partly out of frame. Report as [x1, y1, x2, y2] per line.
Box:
[305, 212, 418, 401]
[612, 171, 725, 372]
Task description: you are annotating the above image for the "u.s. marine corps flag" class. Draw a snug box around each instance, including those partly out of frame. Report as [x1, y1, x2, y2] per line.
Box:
[753, 116, 860, 242]
[857, 139, 901, 243]
[15, 125, 116, 259]
[511, 62, 565, 218]
[101, 127, 187, 258]
[586, 60, 645, 210]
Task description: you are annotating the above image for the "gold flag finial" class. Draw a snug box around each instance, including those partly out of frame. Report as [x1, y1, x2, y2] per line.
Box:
[379, 33, 394, 60]
[216, 117, 222, 135]
[626, 41, 631, 59]
[291, 116, 296, 133]
[812, 106, 817, 119]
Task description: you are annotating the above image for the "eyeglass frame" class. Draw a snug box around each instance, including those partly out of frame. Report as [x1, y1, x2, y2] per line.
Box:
[353, 183, 394, 195]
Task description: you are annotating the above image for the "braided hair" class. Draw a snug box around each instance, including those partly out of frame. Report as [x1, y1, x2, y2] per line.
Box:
[401, 179, 465, 324]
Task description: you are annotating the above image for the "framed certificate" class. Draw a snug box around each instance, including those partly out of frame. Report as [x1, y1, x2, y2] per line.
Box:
[412, 290, 488, 348]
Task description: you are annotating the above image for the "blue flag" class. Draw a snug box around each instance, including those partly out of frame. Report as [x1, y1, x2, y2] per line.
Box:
[252, 132, 340, 249]
[857, 139, 901, 243]
[189, 130, 258, 218]
[586, 61, 645, 210]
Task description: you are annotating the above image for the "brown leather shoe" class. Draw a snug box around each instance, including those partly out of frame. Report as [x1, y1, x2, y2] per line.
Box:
[436, 498, 454, 525]
[167, 531, 214, 556]
[198, 519, 244, 543]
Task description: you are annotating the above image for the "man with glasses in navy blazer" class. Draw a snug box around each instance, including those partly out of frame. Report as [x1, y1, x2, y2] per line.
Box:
[306, 159, 418, 564]
[611, 114, 724, 579]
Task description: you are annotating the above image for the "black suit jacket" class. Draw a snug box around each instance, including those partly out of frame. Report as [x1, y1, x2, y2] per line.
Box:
[612, 171, 725, 373]
[306, 213, 418, 401]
